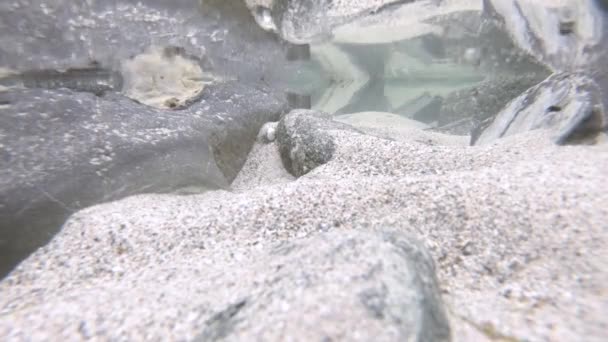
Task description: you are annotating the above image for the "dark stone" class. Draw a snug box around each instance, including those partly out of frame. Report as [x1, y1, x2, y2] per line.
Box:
[0, 0, 287, 86]
[559, 20, 576, 35]
[0, 83, 287, 278]
[2, 67, 123, 96]
[276, 109, 356, 177]
[287, 44, 311, 61]
[437, 74, 547, 136]
[596, 0, 608, 12]
[474, 73, 606, 145]
[252, 229, 451, 341]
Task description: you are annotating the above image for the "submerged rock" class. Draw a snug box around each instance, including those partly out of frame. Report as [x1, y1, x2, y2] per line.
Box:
[277, 109, 353, 177]
[120, 46, 211, 110]
[0, 0, 290, 277]
[473, 73, 605, 145]
[470, 0, 608, 144]
[0, 208, 450, 341]
[437, 73, 548, 136]
[485, 0, 605, 71]
[1, 110, 606, 341]
[0, 82, 286, 278]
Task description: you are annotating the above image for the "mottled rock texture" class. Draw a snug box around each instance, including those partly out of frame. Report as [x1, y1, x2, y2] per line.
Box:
[1, 111, 606, 341]
[0, 0, 289, 277]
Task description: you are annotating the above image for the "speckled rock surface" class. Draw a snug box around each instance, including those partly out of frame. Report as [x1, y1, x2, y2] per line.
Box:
[474, 72, 606, 145]
[0, 82, 286, 278]
[231, 139, 294, 191]
[0, 0, 290, 277]
[276, 109, 355, 176]
[437, 73, 548, 136]
[1, 112, 606, 341]
[2, 0, 608, 340]
[246, 0, 414, 43]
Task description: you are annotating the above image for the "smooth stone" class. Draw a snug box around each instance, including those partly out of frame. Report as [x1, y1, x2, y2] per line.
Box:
[473, 73, 606, 145]
[0, 81, 286, 278]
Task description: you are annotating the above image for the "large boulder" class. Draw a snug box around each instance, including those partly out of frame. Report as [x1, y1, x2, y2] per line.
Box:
[0, 81, 287, 278]
[469, 0, 608, 144]
[1, 110, 606, 340]
[0, 0, 290, 277]
[0, 0, 286, 84]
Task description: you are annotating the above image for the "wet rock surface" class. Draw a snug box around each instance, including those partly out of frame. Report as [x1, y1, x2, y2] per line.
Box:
[246, 0, 415, 44]
[474, 72, 606, 145]
[437, 73, 548, 136]
[0, 82, 286, 278]
[277, 109, 356, 177]
[0, 0, 285, 82]
[0, 0, 290, 276]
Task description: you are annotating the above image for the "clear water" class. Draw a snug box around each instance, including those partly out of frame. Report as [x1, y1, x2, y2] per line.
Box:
[258, 0, 551, 134]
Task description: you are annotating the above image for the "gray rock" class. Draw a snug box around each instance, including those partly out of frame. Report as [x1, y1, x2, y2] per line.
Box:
[590, 2, 608, 115]
[247, 0, 416, 43]
[200, 229, 450, 341]
[477, 1, 552, 75]
[437, 73, 548, 136]
[1, 122, 606, 341]
[485, 0, 604, 71]
[0, 82, 286, 278]
[0, 0, 286, 85]
[276, 109, 354, 177]
[473, 73, 606, 145]
[0, 0, 293, 277]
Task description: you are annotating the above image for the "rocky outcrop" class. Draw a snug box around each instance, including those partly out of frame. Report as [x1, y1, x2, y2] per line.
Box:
[0, 0, 290, 277]
[1, 111, 606, 340]
[473, 73, 606, 145]
[0, 211, 450, 341]
[469, 0, 608, 144]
